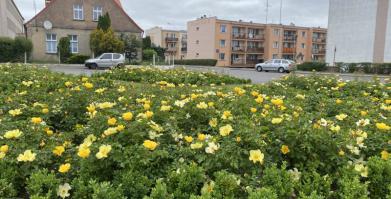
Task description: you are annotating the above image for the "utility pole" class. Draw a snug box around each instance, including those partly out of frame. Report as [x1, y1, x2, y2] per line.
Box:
[279, 0, 283, 24]
[265, 0, 269, 24]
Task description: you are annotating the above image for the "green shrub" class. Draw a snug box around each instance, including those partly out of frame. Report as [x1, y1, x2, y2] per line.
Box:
[366, 157, 391, 198]
[167, 163, 206, 199]
[248, 187, 278, 199]
[143, 49, 157, 61]
[0, 37, 33, 62]
[144, 179, 174, 199]
[174, 59, 217, 66]
[0, 37, 16, 62]
[0, 179, 17, 198]
[26, 169, 60, 198]
[297, 171, 332, 197]
[58, 37, 71, 63]
[338, 175, 369, 199]
[66, 55, 90, 64]
[298, 191, 325, 199]
[211, 171, 240, 199]
[260, 164, 294, 198]
[13, 37, 33, 62]
[297, 62, 327, 71]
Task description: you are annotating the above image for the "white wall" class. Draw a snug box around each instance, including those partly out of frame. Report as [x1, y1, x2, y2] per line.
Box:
[384, 2, 391, 62]
[326, 0, 378, 64]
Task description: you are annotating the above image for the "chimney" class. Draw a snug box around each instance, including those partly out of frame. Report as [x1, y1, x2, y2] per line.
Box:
[45, 0, 52, 7]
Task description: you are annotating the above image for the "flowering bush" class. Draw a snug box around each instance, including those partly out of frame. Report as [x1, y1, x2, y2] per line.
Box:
[0, 64, 390, 198]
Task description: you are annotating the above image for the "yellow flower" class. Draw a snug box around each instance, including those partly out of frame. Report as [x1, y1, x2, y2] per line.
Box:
[145, 111, 154, 119]
[360, 111, 368, 116]
[281, 145, 290, 154]
[144, 103, 151, 110]
[77, 146, 90, 159]
[17, 150, 36, 162]
[271, 118, 283, 124]
[8, 109, 22, 116]
[184, 136, 193, 143]
[64, 81, 73, 87]
[330, 125, 341, 132]
[221, 111, 232, 120]
[190, 142, 203, 149]
[4, 129, 23, 139]
[381, 150, 389, 160]
[97, 102, 116, 109]
[249, 150, 264, 165]
[57, 183, 72, 199]
[31, 117, 42, 124]
[376, 123, 390, 131]
[83, 82, 94, 89]
[198, 133, 206, 141]
[196, 102, 208, 109]
[160, 105, 172, 111]
[96, 145, 112, 159]
[122, 112, 133, 121]
[209, 118, 218, 128]
[46, 128, 54, 136]
[296, 94, 306, 100]
[250, 108, 257, 113]
[255, 96, 264, 104]
[87, 104, 96, 113]
[53, 146, 65, 156]
[338, 150, 345, 156]
[336, 99, 343, 104]
[0, 145, 9, 153]
[58, 163, 71, 173]
[42, 108, 49, 114]
[107, 117, 117, 126]
[103, 127, 118, 137]
[335, 114, 348, 121]
[354, 164, 368, 178]
[143, 140, 158, 151]
[0, 152, 5, 159]
[116, 125, 125, 131]
[271, 98, 284, 106]
[219, 124, 233, 137]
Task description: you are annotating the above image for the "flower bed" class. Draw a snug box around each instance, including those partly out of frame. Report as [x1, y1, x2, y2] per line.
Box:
[0, 64, 390, 198]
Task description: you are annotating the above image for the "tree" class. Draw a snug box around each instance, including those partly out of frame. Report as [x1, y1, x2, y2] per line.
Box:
[143, 36, 152, 49]
[58, 37, 71, 63]
[97, 13, 111, 31]
[90, 28, 124, 56]
[142, 49, 157, 61]
[120, 34, 142, 61]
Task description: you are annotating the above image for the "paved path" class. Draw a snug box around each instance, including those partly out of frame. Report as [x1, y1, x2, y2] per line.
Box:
[42, 64, 389, 84]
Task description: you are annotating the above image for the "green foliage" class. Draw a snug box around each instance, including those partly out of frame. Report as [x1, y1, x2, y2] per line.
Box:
[338, 175, 369, 199]
[211, 171, 240, 199]
[144, 179, 174, 199]
[174, 59, 218, 66]
[260, 164, 294, 198]
[0, 179, 17, 198]
[143, 36, 152, 49]
[66, 54, 90, 64]
[120, 33, 142, 61]
[97, 12, 111, 31]
[297, 171, 332, 197]
[337, 62, 391, 74]
[167, 163, 206, 199]
[26, 169, 60, 198]
[13, 36, 33, 60]
[0, 37, 33, 62]
[90, 181, 126, 199]
[115, 168, 152, 198]
[297, 62, 327, 71]
[248, 187, 278, 199]
[298, 191, 325, 199]
[58, 37, 71, 63]
[90, 28, 124, 56]
[366, 157, 391, 198]
[143, 49, 157, 61]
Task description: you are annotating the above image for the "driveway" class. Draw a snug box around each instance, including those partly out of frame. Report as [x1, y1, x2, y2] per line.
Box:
[42, 64, 389, 84]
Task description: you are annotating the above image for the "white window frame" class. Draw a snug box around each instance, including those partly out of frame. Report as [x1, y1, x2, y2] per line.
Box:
[301, 43, 306, 49]
[220, 39, 226, 47]
[273, 29, 280, 36]
[46, 33, 57, 54]
[273, 42, 279, 49]
[219, 53, 225, 60]
[73, 4, 84, 20]
[220, 25, 226, 33]
[93, 6, 103, 21]
[69, 35, 78, 54]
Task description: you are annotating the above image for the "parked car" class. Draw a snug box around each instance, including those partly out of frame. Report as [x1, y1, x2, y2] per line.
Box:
[255, 59, 296, 73]
[85, 53, 125, 69]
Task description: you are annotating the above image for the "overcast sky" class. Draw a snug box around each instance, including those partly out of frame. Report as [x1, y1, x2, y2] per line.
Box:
[14, 0, 329, 30]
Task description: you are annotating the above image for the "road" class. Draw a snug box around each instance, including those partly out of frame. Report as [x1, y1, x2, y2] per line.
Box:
[44, 64, 389, 84]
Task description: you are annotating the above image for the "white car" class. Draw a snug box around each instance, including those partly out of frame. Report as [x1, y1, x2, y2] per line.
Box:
[85, 53, 125, 69]
[255, 59, 296, 73]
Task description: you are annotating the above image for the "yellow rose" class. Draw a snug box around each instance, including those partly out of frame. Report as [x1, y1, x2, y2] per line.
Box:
[17, 150, 36, 162]
[249, 150, 264, 165]
[96, 145, 112, 159]
[143, 140, 158, 151]
[198, 133, 206, 141]
[59, 163, 71, 173]
[272, 118, 283, 124]
[42, 108, 49, 114]
[4, 129, 23, 139]
[77, 147, 90, 159]
[209, 118, 218, 128]
[271, 98, 284, 106]
[381, 150, 389, 160]
[250, 108, 257, 113]
[184, 136, 193, 143]
[31, 117, 43, 124]
[0, 145, 9, 153]
[122, 112, 133, 121]
[376, 123, 390, 131]
[83, 82, 94, 89]
[219, 124, 233, 137]
[281, 145, 290, 155]
[53, 146, 65, 157]
[8, 109, 22, 116]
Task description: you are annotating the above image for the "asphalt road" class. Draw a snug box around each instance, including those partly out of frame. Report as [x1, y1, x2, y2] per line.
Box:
[44, 64, 389, 84]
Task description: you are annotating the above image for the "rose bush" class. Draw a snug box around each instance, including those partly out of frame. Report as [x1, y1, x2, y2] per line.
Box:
[0, 64, 390, 198]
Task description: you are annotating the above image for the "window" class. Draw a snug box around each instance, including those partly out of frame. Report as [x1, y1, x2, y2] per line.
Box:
[220, 40, 226, 47]
[273, 29, 280, 36]
[46, 33, 57, 53]
[93, 6, 103, 21]
[272, 54, 278, 59]
[219, 53, 225, 60]
[302, 31, 306, 37]
[274, 60, 282, 64]
[101, 54, 112, 59]
[69, 35, 78, 53]
[220, 25, 226, 33]
[196, 27, 199, 31]
[273, 42, 279, 49]
[113, 54, 121, 59]
[73, 4, 84, 20]
[196, 53, 199, 57]
[301, 43, 305, 49]
[196, 40, 199, 44]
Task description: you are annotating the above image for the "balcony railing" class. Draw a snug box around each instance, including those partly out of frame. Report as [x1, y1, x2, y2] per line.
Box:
[166, 47, 177, 52]
[232, 46, 246, 52]
[165, 37, 179, 42]
[283, 48, 295, 54]
[312, 38, 327, 43]
[283, 36, 297, 42]
[232, 33, 247, 39]
[247, 34, 265, 40]
[312, 49, 326, 54]
[247, 47, 264, 53]
[231, 59, 246, 65]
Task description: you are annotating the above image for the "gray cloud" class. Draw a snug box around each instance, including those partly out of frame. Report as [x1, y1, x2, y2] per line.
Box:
[14, 0, 329, 30]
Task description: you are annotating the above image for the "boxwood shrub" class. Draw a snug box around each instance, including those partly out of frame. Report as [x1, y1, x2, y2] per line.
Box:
[174, 59, 217, 66]
[65, 55, 90, 64]
[297, 62, 327, 71]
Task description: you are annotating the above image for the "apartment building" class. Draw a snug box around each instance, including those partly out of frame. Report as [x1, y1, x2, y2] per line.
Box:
[0, 0, 24, 38]
[326, 0, 391, 64]
[187, 17, 327, 67]
[25, 0, 143, 62]
[145, 27, 187, 60]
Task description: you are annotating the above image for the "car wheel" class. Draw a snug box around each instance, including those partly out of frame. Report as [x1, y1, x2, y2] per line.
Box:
[256, 66, 263, 72]
[91, 63, 98, 70]
[278, 67, 285, 73]
[117, 64, 124, 69]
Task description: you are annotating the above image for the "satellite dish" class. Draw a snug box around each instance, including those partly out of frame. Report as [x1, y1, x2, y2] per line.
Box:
[43, 20, 52, 30]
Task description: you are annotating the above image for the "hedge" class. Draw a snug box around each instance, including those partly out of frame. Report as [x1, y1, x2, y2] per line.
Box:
[297, 62, 327, 71]
[65, 55, 90, 64]
[336, 62, 391, 75]
[174, 59, 217, 66]
[0, 37, 32, 62]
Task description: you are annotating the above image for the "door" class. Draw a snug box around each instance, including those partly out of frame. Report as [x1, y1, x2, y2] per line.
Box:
[272, 60, 282, 71]
[262, 60, 273, 70]
[99, 53, 113, 67]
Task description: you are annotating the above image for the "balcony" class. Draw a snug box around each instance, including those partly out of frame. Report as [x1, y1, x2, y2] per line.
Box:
[181, 47, 187, 52]
[232, 46, 246, 52]
[312, 49, 326, 54]
[283, 35, 297, 42]
[165, 37, 179, 42]
[247, 34, 265, 40]
[231, 59, 246, 65]
[312, 38, 326, 43]
[283, 48, 295, 54]
[232, 33, 247, 39]
[247, 47, 264, 53]
[166, 47, 177, 52]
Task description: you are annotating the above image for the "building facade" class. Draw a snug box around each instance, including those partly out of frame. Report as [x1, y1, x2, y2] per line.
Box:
[145, 27, 187, 60]
[25, 0, 143, 62]
[0, 0, 24, 38]
[187, 17, 327, 67]
[326, 0, 391, 64]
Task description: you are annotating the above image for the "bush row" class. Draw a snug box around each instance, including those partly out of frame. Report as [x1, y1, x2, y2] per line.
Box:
[0, 37, 33, 63]
[296, 62, 327, 72]
[336, 62, 391, 75]
[174, 59, 217, 66]
[65, 55, 90, 64]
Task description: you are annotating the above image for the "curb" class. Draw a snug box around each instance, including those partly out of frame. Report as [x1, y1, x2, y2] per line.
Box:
[295, 71, 390, 78]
